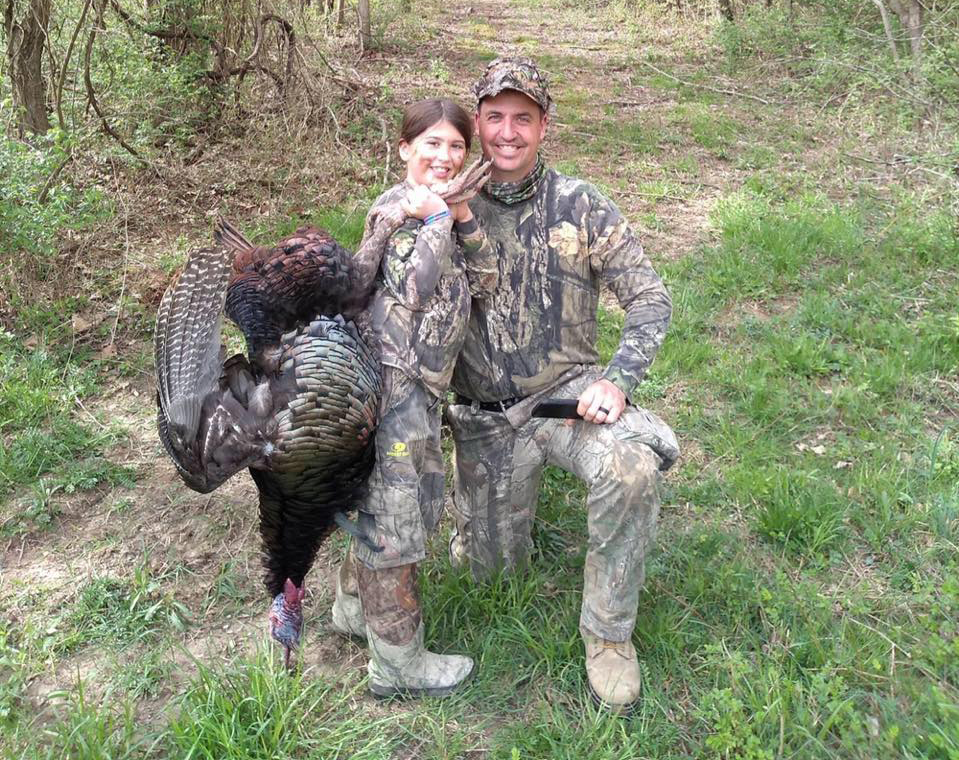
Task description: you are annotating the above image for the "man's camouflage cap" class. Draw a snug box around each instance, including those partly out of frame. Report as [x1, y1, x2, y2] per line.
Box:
[473, 57, 555, 116]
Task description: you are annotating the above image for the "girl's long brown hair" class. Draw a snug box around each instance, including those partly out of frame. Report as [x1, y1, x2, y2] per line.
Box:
[400, 98, 472, 152]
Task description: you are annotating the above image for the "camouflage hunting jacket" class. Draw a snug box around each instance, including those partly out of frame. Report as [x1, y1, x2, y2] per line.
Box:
[450, 165, 672, 403]
[367, 183, 499, 399]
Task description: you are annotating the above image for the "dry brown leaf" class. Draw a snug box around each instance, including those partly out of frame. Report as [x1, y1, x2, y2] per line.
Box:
[95, 343, 117, 359]
[72, 314, 92, 333]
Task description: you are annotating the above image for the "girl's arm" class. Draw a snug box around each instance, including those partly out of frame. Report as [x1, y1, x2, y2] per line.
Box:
[381, 216, 456, 311]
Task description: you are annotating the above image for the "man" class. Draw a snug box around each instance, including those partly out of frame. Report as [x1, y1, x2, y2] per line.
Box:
[445, 56, 679, 713]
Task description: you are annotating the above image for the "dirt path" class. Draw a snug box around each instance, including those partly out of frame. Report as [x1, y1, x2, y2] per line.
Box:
[424, 0, 740, 256]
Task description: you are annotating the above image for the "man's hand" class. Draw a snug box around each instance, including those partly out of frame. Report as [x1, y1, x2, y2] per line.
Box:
[575, 378, 626, 425]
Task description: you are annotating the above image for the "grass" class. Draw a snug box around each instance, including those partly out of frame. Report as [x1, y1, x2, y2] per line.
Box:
[0, 333, 133, 532]
[2, 0, 959, 756]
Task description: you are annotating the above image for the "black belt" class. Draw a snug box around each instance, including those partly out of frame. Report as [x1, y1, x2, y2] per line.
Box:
[454, 393, 526, 412]
[453, 394, 584, 419]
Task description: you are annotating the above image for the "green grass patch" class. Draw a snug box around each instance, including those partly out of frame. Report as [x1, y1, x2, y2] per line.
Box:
[163, 652, 403, 757]
[0, 334, 130, 522]
[593, 118, 661, 154]
[54, 563, 191, 653]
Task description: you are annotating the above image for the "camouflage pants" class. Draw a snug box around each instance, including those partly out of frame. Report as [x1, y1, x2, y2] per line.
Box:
[355, 367, 445, 570]
[447, 371, 666, 642]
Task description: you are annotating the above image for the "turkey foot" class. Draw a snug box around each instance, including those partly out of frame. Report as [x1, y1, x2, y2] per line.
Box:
[431, 158, 492, 204]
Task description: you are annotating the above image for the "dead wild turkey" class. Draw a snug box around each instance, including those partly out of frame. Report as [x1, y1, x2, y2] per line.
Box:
[154, 162, 490, 667]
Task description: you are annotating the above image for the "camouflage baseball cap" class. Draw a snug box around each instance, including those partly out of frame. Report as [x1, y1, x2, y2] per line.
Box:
[473, 56, 554, 116]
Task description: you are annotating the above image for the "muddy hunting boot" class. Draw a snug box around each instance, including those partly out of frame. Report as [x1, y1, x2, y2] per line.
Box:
[331, 550, 367, 641]
[582, 626, 641, 714]
[356, 562, 474, 699]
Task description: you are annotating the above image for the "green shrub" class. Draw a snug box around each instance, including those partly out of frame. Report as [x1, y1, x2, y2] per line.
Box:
[0, 133, 109, 261]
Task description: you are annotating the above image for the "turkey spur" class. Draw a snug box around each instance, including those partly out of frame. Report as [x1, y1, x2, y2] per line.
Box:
[154, 160, 490, 667]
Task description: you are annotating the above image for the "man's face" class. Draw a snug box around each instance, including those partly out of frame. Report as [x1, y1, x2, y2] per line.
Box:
[475, 90, 548, 183]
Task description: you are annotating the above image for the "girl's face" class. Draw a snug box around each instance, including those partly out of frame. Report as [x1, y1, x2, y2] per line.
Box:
[400, 120, 468, 187]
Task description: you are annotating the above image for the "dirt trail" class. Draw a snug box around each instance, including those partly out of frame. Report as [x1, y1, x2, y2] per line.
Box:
[2, 0, 735, 713]
[429, 0, 735, 256]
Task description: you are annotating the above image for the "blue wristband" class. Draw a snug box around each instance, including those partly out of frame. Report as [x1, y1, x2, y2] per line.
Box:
[424, 210, 451, 226]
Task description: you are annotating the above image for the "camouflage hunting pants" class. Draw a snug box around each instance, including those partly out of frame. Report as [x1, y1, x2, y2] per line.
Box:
[355, 367, 445, 570]
[447, 371, 670, 642]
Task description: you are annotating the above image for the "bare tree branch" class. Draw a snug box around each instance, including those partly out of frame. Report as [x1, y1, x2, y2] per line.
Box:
[83, 0, 144, 164]
[54, 0, 92, 131]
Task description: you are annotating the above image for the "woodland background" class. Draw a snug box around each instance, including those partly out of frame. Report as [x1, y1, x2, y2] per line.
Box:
[1, 0, 958, 757]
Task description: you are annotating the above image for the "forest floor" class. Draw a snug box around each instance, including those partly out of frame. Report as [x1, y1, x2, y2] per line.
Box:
[2, 0, 958, 757]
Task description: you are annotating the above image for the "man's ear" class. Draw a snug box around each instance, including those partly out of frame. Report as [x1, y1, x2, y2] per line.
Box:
[398, 140, 411, 162]
[539, 113, 549, 142]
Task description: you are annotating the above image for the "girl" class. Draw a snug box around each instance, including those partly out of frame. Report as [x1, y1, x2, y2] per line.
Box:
[331, 99, 498, 698]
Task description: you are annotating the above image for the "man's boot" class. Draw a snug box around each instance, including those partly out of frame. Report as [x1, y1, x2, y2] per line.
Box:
[356, 561, 474, 698]
[581, 626, 641, 714]
[331, 550, 367, 641]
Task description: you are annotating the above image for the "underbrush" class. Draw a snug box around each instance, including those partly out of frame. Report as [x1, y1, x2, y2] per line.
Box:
[713, 1, 959, 125]
[0, 133, 111, 286]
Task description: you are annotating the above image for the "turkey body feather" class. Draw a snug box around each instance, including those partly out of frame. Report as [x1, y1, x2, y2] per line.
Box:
[155, 225, 384, 602]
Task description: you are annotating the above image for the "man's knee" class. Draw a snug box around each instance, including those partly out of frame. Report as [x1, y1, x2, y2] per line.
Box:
[588, 438, 662, 503]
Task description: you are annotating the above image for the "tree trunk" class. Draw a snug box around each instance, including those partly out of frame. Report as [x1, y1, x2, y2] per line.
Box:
[3, 0, 52, 136]
[872, 0, 901, 61]
[887, 0, 924, 79]
[357, 0, 371, 50]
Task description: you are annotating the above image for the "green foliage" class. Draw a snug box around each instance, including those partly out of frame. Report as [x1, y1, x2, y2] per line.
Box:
[27, 681, 144, 760]
[204, 560, 255, 614]
[0, 333, 131, 523]
[749, 468, 847, 555]
[714, 2, 959, 118]
[697, 686, 773, 760]
[705, 189, 863, 299]
[930, 430, 959, 484]
[0, 133, 109, 260]
[113, 648, 175, 699]
[0, 625, 30, 729]
[163, 652, 402, 758]
[0, 336, 104, 498]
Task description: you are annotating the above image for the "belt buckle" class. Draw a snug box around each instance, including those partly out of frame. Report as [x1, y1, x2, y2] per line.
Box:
[470, 399, 480, 415]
